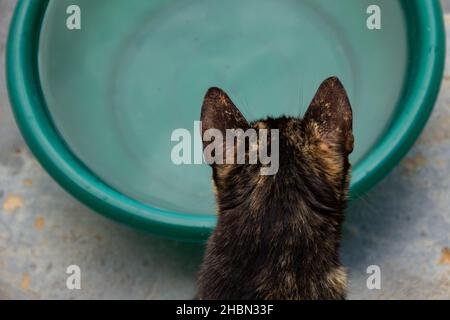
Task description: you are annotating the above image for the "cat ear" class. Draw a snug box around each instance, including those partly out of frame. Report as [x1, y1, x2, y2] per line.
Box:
[200, 87, 249, 150]
[304, 77, 354, 154]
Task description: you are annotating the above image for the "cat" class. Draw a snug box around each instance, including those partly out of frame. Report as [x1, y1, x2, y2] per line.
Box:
[196, 77, 354, 300]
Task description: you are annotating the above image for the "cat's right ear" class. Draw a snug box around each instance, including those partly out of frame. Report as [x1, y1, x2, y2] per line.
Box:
[200, 87, 249, 150]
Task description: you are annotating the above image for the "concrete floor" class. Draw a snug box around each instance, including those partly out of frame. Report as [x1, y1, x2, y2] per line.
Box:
[1, 0, 449, 299]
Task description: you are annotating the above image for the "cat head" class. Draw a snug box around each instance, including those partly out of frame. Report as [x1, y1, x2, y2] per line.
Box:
[200, 77, 354, 212]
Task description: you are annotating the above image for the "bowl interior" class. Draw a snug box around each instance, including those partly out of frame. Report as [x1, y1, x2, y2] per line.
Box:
[38, 0, 408, 215]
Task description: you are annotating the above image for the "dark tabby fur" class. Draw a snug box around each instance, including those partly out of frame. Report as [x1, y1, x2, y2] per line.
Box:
[197, 77, 354, 300]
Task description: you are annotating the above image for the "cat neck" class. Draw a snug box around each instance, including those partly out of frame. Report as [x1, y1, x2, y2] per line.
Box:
[215, 183, 345, 266]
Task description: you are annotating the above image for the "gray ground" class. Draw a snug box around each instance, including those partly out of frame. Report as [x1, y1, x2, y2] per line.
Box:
[1, 0, 449, 300]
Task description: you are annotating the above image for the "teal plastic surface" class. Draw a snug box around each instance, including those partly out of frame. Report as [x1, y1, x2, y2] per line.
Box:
[7, 0, 445, 241]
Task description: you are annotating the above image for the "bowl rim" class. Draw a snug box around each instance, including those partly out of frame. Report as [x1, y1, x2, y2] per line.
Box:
[6, 0, 446, 242]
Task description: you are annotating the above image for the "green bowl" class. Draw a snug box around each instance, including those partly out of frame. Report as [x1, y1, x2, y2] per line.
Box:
[7, 0, 445, 241]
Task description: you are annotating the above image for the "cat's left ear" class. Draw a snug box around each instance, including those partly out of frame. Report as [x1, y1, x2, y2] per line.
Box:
[304, 77, 354, 154]
[200, 87, 249, 149]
